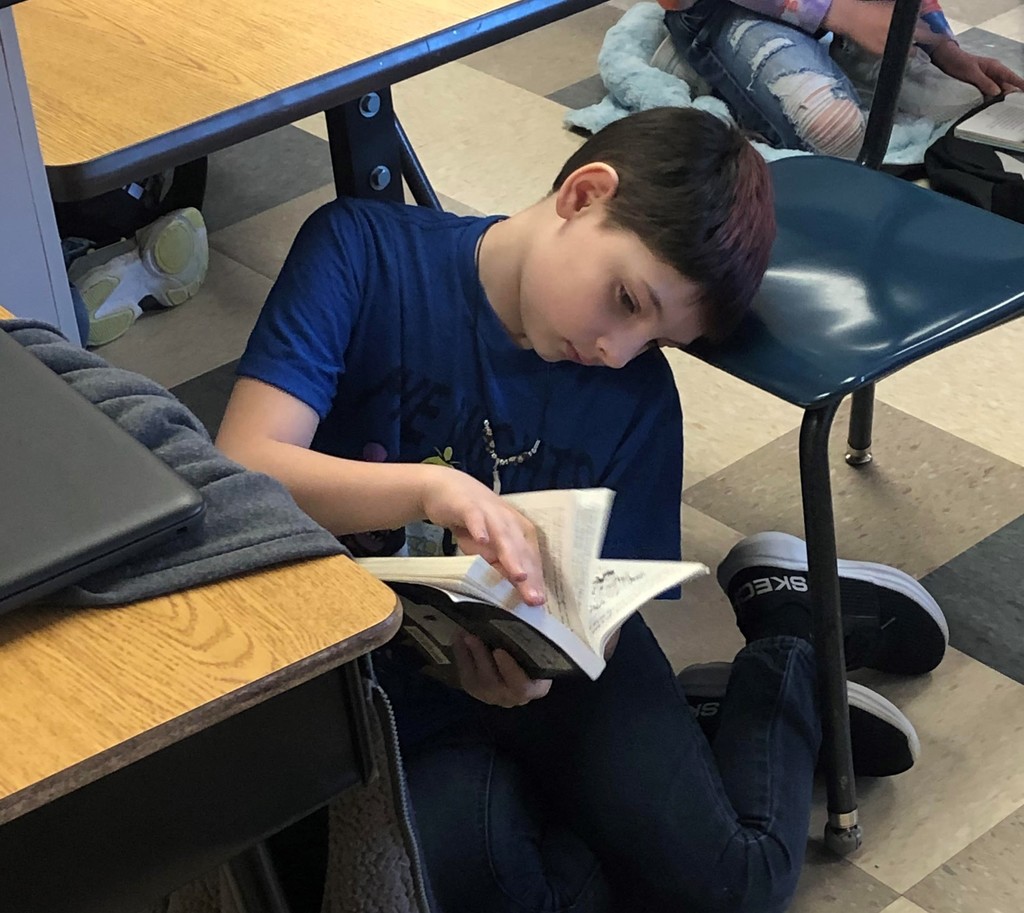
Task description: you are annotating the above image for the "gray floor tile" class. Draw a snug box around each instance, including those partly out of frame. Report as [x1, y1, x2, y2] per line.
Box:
[462, 4, 622, 96]
[906, 805, 1024, 912]
[790, 843, 899, 913]
[547, 74, 608, 110]
[922, 514, 1024, 684]
[203, 126, 333, 232]
[682, 399, 1024, 581]
[955, 27, 1024, 71]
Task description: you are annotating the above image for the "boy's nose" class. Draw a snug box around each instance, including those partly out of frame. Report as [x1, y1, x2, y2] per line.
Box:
[597, 331, 647, 369]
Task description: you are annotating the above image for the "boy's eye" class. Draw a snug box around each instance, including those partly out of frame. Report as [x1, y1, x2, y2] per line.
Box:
[618, 287, 639, 315]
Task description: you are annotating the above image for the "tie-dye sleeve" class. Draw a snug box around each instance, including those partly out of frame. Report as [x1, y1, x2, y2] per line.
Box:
[657, 0, 833, 35]
[918, 0, 956, 43]
[657, 1, 956, 46]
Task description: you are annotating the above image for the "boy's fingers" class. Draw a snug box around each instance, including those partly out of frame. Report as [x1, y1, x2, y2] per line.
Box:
[451, 631, 478, 679]
[978, 72, 1002, 96]
[493, 650, 552, 703]
[463, 634, 502, 685]
[1001, 69, 1024, 90]
[459, 510, 490, 547]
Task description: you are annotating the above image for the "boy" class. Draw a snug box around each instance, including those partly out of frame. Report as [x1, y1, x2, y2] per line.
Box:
[217, 108, 946, 911]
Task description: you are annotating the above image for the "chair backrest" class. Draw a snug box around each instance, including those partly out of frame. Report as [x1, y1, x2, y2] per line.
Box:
[858, 0, 925, 170]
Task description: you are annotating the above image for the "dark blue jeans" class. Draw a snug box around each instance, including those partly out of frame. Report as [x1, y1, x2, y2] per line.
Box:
[377, 614, 821, 913]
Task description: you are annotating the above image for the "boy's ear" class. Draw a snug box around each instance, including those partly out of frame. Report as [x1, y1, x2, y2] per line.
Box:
[554, 163, 620, 220]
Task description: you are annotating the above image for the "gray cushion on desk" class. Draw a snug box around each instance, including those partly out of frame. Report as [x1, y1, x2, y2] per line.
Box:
[4, 320, 346, 606]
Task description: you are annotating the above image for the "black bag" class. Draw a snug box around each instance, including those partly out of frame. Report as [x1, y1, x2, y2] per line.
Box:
[53, 157, 208, 246]
[924, 98, 1024, 224]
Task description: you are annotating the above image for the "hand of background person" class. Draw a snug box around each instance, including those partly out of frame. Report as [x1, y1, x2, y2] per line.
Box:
[452, 632, 553, 707]
[822, 0, 933, 57]
[930, 40, 1024, 96]
[419, 467, 546, 608]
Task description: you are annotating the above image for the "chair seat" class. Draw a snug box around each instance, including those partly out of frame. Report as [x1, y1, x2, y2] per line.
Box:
[688, 156, 1024, 408]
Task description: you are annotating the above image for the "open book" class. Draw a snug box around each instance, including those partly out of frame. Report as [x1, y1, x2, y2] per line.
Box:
[954, 93, 1024, 154]
[356, 488, 707, 680]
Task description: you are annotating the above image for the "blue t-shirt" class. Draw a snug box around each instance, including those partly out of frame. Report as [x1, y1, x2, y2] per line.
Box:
[238, 198, 683, 563]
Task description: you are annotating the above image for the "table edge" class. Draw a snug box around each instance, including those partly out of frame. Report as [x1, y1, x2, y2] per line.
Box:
[42, 0, 605, 200]
[0, 597, 401, 826]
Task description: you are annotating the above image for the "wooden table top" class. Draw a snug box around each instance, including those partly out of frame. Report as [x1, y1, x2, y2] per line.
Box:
[14, 0, 601, 199]
[0, 554, 400, 825]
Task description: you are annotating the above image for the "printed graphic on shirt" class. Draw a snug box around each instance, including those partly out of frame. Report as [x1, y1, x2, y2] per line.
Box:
[421, 446, 459, 469]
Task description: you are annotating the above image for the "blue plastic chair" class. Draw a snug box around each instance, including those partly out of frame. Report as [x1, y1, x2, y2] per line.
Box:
[686, 0, 1024, 854]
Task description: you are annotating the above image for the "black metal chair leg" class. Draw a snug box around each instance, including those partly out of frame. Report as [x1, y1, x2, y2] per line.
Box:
[325, 90, 405, 204]
[845, 384, 875, 466]
[223, 842, 294, 913]
[799, 401, 863, 857]
[396, 116, 443, 211]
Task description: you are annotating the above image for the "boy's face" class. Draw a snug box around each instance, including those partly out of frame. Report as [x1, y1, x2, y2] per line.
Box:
[517, 166, 704, 369]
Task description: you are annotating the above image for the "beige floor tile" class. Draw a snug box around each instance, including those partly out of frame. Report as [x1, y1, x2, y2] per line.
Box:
[879, 900, 932, 913]
[877, 317, 1024, 470]
[392, 63, 585, 215]
[292, 112, 329, 140]
[979, 6, 1024, 40]
[683, 399, 1024, 579]
[815, 650, 1024, 893]
[790, 843, 899, 913]
[461, 4, 621, 96]
[663, 349, 803, 488]
[97, 250, 271, 389]
[641, 508, 745, 670]
[940, 0, 1021, 26]
[906, 805, 1024, 913]
[947, 17, 972, 34]
[210, 185, 335, 281]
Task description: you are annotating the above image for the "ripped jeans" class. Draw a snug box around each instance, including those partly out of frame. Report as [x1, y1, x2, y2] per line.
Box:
[665, 1, 867, 158]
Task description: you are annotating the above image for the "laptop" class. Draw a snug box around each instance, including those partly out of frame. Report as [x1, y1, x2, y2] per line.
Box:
[0, 330, 206, 614]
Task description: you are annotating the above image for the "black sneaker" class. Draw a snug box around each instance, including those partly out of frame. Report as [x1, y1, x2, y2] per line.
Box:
[678, 662, 920, 777]
[718, 532, 948, 675]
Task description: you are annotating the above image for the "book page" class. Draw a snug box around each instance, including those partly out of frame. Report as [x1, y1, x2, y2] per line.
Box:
[355, 555, 521, 608]
[585, 560, 709, 652]
[955, 94, 1024, 150]
[500, 489, 614, 641]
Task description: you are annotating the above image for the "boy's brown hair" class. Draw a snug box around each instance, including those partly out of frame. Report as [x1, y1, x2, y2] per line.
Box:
[553, 107, 776, 343]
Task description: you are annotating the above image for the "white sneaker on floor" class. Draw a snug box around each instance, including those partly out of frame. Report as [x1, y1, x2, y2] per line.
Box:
[68, 207, 209, 347]
[650, 35, 712, 97]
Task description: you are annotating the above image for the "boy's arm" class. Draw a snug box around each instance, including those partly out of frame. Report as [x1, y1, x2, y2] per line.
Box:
[216, 377, 547, 606]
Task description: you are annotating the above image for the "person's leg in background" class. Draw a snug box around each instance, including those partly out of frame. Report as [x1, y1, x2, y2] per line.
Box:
[662, 1, 867, 158]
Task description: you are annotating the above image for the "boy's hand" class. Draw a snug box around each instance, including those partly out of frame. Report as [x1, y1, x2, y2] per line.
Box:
[452, 633, 552, 707]
[930, 42, 1024, 96]
[419, 467, 546, 607]
[822, 0, 932, 57]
